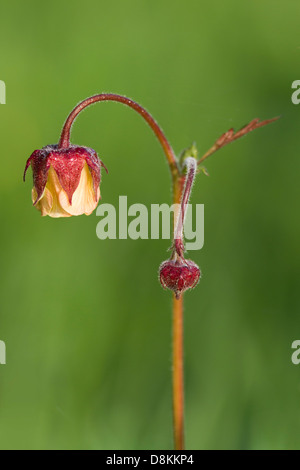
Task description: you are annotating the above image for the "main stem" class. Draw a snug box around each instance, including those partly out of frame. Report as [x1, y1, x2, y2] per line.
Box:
[172, 175, 185, 450]
[59, 93, 185, 450]
[173, 294, 184, 449]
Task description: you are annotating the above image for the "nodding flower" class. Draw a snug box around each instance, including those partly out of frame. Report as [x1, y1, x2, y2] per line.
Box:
[24, 144, 107, 218]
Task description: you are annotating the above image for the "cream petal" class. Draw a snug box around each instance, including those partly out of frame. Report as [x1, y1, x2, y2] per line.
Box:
[59, 163, 100, 216]
[33, 166, 71, 218]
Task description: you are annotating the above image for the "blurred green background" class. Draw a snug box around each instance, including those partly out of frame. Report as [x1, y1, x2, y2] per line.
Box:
[0, 0, 299, 450]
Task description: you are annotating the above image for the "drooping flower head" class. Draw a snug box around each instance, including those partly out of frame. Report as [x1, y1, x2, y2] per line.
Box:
[24, 144, 107, 218]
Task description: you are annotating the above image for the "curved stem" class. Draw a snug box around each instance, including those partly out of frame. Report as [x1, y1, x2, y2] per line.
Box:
[59, 93, 179, 178]
[60, 93, 185, 450]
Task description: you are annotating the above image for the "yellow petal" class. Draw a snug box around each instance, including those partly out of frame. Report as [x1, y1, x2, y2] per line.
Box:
[58, 163, 100, 216]
[32, 166, 71, 218]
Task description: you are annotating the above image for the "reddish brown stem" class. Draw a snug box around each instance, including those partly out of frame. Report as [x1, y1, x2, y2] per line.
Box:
[173, 294, 184, 450]
[59, 93, 179, 178]
[172, 175, 186, 450]
[60, 93, 184, 450]
[174, 158, 197, 256]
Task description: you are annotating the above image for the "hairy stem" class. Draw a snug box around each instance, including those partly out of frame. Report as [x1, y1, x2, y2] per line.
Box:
[59, 93, 179, 179]
[173, 294, 184, 450]
[174, 157, 197, 256]
[172, 174, 186, 450]
[60, 93, 186, 449]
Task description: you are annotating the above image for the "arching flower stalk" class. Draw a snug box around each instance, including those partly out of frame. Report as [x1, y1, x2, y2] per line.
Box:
[24, 94, 278, 450]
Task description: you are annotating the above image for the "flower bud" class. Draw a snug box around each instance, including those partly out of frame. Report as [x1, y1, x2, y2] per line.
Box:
[24, 144, 107, 217]
[159, 259, 201, 299]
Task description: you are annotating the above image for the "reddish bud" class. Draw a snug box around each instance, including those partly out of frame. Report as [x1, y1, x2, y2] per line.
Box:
[24, 145, 107, 217]
[159, 259, 200, 299]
